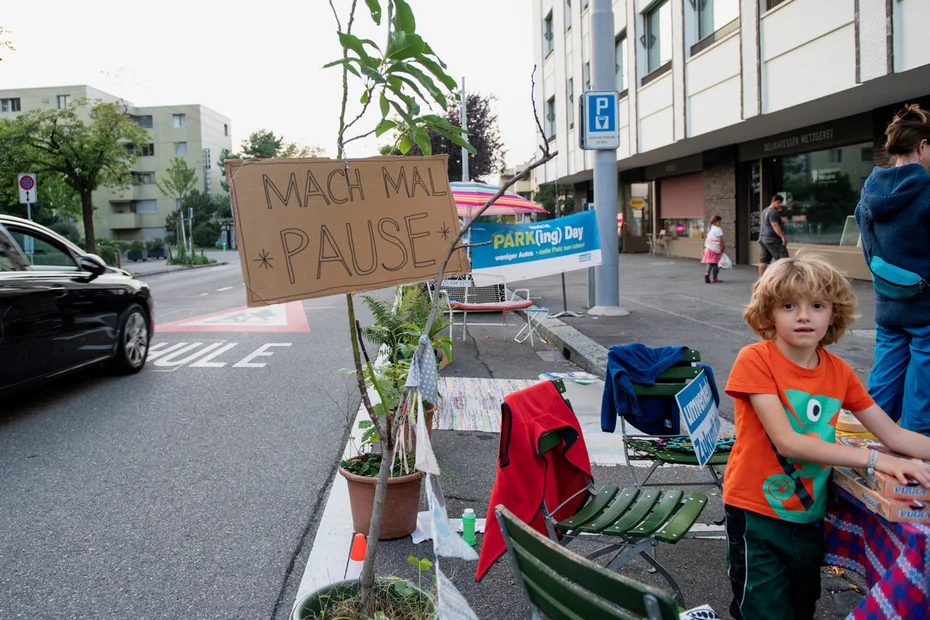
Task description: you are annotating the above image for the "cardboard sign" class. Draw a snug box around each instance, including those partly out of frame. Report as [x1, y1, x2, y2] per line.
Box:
[675, 370, 720, 467]
[225, 156, 470, 306]
[469, 211, 602, 286]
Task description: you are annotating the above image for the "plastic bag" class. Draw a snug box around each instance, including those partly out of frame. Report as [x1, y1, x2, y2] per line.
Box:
[718, 253, 732, 269]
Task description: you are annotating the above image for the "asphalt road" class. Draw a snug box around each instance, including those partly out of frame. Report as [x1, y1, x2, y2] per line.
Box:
[0, 264, 373, 619]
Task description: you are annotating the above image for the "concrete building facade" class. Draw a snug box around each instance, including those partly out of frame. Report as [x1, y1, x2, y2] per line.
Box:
[531, 0, 930, 278]
[0, 85, 232, 242]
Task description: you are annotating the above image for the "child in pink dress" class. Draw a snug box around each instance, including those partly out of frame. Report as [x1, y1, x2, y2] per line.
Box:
[702, 215, 725, 283]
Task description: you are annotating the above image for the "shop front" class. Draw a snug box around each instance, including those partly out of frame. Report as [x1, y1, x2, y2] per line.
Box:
[737, 113, 874, 279]
[645, 154, 706, 260]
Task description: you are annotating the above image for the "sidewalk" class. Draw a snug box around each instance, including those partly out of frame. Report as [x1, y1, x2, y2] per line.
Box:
[120, 249, 232, 277]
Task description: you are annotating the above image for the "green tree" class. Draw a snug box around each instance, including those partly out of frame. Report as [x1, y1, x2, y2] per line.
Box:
[396, 93, 506, 181]
[217, 133, 324, 192]
[277, 142, 325, 158]
[0, 99, 149, 253]
[164, 190, 227, 246]
[240, 129, 282, 158]
[157, 156, 199, 244]
[0, 26, 13, 63]
[535, 183, 574, 219]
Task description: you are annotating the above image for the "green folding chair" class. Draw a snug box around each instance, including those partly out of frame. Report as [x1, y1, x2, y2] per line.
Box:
[536, 427, 709, 607]
[618, 349, 730, 492]
[496, 504, 681, 620]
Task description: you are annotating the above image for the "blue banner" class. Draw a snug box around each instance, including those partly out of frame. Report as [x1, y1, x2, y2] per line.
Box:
[675, 370, 721, 468]
[469, 211, 602, 284]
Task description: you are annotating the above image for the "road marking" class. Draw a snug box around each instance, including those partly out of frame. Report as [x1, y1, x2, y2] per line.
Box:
[200, 293, 209, 296]
[147, 341, 292, 370]
[232, 343, 292, 368]
[216, 286, 234, 292]
[156, 301, 310, 333]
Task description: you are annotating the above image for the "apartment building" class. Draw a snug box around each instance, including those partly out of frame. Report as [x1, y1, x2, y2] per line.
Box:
[532, 0, 930, 278]
[0, 85, 232, 242]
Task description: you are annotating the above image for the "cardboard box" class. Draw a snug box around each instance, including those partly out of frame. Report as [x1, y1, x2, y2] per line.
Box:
[836, 435, 930, 501]
[834, 467, 930, 524]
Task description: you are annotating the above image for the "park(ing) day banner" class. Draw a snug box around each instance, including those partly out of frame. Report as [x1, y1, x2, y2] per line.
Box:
[468, 210, 602, 286]
[225, 156, 470, 306]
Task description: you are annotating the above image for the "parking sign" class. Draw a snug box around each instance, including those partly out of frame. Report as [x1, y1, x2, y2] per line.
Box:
[581, 91, 620, 150]
[17, 173, 37, 204]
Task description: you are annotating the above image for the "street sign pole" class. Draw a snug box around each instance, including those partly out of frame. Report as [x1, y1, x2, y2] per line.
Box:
[587, 0, 627, 316]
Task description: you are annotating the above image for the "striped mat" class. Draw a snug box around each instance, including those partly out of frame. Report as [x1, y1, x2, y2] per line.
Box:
[436, 377, 541, 432]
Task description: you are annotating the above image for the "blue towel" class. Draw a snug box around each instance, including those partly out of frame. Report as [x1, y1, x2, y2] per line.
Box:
[601, 344, 720, 435]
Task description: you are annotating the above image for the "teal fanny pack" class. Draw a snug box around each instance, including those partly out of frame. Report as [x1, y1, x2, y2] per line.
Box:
[866, 218, 929, 300]
[869, 256, 928, 300]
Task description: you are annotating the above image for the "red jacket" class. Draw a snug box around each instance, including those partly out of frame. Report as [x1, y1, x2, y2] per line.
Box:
[476, 380, 592, 581]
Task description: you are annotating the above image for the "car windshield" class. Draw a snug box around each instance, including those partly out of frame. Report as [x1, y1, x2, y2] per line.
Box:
[0, 223, 30, 272]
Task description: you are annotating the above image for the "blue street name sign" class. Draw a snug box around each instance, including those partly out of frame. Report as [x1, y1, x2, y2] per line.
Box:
[581, 90, 620, 150]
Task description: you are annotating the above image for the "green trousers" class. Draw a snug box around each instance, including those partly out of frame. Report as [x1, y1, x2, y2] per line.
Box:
[724, 505, 824, 620]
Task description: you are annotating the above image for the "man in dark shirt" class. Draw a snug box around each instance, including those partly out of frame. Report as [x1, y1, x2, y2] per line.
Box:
[758, 194, 788, 277]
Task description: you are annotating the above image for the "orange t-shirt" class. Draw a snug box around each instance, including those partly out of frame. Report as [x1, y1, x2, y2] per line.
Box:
[723, 340, 873, 523]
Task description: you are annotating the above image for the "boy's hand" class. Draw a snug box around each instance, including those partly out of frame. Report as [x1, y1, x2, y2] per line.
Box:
[875, 453, 930, 487]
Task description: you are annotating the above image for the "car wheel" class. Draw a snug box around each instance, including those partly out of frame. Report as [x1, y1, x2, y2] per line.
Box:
[110, 304, 150, 375]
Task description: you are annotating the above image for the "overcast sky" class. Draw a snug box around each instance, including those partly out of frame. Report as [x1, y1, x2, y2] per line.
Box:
[2, 0, 538, 169]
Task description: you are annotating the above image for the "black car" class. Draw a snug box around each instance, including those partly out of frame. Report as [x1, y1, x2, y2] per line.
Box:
[0, 215, 154, 397]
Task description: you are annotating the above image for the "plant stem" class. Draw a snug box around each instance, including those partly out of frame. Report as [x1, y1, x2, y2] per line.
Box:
[360, 434, 393, 617]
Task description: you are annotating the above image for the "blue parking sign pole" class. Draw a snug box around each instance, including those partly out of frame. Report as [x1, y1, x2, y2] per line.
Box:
[584, 0, 627, 316]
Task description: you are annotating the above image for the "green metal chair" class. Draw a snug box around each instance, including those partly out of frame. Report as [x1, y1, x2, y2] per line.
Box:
[536, 426, 709, 607]
[496, 504, 681, 620]
[618, 349, 730, 493]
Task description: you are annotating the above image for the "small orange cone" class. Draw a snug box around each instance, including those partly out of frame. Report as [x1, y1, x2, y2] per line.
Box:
[344, 532, 366, 580]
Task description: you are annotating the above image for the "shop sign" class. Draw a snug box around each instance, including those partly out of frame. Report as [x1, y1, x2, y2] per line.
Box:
[629, 197, 646, 209]
[739, 113, 872, 161]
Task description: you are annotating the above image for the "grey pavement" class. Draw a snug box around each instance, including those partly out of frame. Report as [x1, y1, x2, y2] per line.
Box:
[118, 249, 233, 277]
[350, 253, 876, 620]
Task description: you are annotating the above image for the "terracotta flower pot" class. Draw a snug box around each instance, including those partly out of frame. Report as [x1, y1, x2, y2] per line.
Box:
[339, 455, 424, 540]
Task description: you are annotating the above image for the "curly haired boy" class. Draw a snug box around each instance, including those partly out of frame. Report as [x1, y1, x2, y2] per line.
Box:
[724, 254, 930, 619]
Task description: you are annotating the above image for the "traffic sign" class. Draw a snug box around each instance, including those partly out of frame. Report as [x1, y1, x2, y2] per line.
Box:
[17, 173, 37, 204]
[581, 91, 620, 150]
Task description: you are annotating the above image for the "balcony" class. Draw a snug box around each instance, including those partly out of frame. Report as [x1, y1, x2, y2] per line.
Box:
[110, 213, 143, 230]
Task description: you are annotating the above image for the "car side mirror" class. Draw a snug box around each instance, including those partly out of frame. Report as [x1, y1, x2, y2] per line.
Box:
[79, 254, 108, 277]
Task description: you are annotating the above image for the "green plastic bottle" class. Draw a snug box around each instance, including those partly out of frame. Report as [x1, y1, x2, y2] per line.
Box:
[462, 508, 476, 546]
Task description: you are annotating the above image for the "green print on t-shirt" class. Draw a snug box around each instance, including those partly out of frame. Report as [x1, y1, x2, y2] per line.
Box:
[763, 389, 842, 521]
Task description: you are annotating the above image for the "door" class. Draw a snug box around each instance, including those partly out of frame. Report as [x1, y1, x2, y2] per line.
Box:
[0, 226, 62, 390]
[4, 224, 111, 372]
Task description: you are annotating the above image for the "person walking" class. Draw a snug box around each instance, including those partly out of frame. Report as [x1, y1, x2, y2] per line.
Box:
[758, 195, 789, 277]
[855, 103, 930, 432]
[702, 215, 725, 283]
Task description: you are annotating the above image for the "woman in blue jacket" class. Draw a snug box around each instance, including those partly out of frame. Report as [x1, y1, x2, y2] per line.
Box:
[855, 104, 930, 433]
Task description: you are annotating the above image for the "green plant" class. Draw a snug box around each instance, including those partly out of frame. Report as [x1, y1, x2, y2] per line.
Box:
[192, 221, 221, 248]
[50, 220, 80, 244]
[405, 556, 433, 596]
[146, 237, 164, 250]
[129, 239, 146, 252]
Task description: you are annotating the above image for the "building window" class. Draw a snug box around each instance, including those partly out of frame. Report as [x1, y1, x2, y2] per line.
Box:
[615, 35, 629, 94]
[828, 149, 843, 164]
[543, 12, 554, 56]
[0, 98, 21, 113]
[175, 142, 187, 157]
[546, 96, 557, 140]
[132, 115, 153, 129]
[224, 123, 229, 136]
[861, 147, 874, 162]
[140, 143, 155, 157]
[698, 0, 739, 40]
[583, 62, 591, 91]
[566, 78, 574, 129]
[645, 1, 673, 73]
[565, 0, 572, 32]
[131, 172, 155, 185]
[57, 95, 70, 109]
[172, 113, 187, 128]
[134, 200, 158, 215]
[765, 0, 787, 10]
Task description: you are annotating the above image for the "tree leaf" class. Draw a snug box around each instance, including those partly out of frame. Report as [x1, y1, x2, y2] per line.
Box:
[401, 63, 447, 108]
[379, 93, 390, 118]
[387, 32, 424, 60]
[392, 0, 416, 33]
[418, 55, 458, 91]
[364, 0, 382, 25]
[375, 119, 396, 137]
[417, 558, 433, 572]
[338, 32, 371, 62]
[323, 58, 362, 78]
[413, 127, 432, 156]
[360, 90, 370, 105]
[399, 134, 413, 154]
[407, 555, 420, 567]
